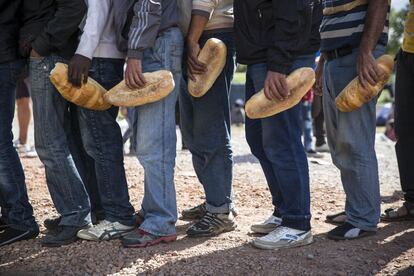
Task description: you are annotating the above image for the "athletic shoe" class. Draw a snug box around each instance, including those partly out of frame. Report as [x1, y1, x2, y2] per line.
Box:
[250, 214, 282, 234]
[0, 227, 39, 247]
[0, 217, 9, 228]
[252, 226, 313, 250]
[327, 222, 376, 240]
[122, 229, 176, 248]
[315, 143, 330, 153]
[306, 149, 324, 158]
[44, 216, 62, 232]
[77, 220, 134, 241]
[41, 225, 90, 247]
[186, 212, 236, 237]
[181, 202, 238, 221]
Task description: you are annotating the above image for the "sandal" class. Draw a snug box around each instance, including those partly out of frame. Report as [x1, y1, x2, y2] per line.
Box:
[325, 211, 347, 225]
[381, 201, 414, 222]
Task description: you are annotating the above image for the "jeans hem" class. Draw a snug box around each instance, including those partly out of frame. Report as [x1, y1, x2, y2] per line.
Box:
[206, 202, 231, 214]
[281, 217, 311, 231]
[138, 225, 176, 237]
[346, 218, 378, 232]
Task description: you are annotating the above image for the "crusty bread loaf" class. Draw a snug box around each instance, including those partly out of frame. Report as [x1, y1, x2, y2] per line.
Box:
[104, 70, 175, 107]
[188, 38, 227, 97]
[245, 68, 316, 119]
[335, 55, 394, 112]
[49, 62, 111, 111]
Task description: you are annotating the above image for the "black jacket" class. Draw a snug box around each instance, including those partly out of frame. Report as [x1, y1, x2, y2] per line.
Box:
[0, 0, 22, 63]
[19, 0, 86, 59]
[234, 0, 321, 74]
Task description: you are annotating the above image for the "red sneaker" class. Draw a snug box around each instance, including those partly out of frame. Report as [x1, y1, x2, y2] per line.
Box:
[122, 229, 177, 248]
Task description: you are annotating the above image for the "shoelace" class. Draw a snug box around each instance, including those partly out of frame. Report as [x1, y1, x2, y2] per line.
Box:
[93, 220, 111, 230]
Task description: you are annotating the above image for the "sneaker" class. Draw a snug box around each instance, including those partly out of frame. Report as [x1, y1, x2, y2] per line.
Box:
[186, 212, 236, 237]
[250, 215, 282, 234]
[0, 217, 9, 228]
[44, 216, 62, 232]
[41, 225, 90, 247]
[0, 227, 39, 247]
[306, 149, 324, 158]
[122, 229, 177, 248]
[181, 202, 238, 221]
[77, 220, 134, 241]
[315, 143, 330, 153]
[252, 226, 313, 250]
[327, 222, 376, 240]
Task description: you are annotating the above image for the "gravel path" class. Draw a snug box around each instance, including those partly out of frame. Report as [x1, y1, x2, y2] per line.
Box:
[1, 125, 413, 276]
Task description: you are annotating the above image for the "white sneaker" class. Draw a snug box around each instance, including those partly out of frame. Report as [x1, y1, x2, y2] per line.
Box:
[250, 215, 282, 234]
[315, 143, 330, 153]
[77, 220, 134, 241]
[252, 226, 313, 250]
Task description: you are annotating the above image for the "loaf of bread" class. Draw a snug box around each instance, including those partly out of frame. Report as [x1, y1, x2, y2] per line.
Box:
[245, 68, 316, 119]
[49, 63, 111, 111]
[104, 70, 175, 107]
[335, 55, 394, 112]
[188, 38, 227, 97]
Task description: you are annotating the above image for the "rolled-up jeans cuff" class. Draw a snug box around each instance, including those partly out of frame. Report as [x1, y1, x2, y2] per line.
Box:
[206, 202, 231, 214]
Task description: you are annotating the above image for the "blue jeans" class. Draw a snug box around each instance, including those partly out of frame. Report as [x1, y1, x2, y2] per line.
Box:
[323, 46, 383, 231]
[179, 32, 235, 213]
[301, 101, 313, 151]
[133, 27, 183, 236]
[72, 58, 135, 226]
[30, 55, 91, 227]
[0, 60, 38, 232]
[245, 55, 314, 231]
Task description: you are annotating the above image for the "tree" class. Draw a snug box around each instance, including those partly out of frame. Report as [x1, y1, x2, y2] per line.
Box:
[386, 5, 409, 56]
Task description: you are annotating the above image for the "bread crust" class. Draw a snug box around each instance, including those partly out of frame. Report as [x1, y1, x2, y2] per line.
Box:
[335, 55, 394, 112]
[49, 63, 110, 111]
[188, 38, 227, 97]
[104, 70, 175, 107]
[245, 68, 316, 119]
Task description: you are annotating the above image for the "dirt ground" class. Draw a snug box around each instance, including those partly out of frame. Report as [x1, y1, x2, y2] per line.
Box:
[0, 125, 413, 276]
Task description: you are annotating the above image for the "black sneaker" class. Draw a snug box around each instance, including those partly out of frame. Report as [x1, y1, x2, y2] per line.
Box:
[181, 202, 239, 221]
[44, 216, 62, 232]
[0, 227, 39, 247]
[41, 225, 90, 247]
[327, 222, 376, 240]
[0, 217, 9, 228]
[186, 212, 236, 237]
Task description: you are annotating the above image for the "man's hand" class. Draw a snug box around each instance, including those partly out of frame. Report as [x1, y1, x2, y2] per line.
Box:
[68, 54, 92, 87]
[187, 41, 207, 81]
[357, 50, 383, 89]
[264, 71, 289, 101]
[313, 57, 325, 96]
[30, 49, 42, 58]
[125, 58, 146, 89]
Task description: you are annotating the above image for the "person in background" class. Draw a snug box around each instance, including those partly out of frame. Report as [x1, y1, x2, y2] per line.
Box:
[381, 0, 414, 222]
[315, 0, 390, 239]
[0, 0, 39, 246]
[119, 0, 184, 248]
[231, 99, 245, 126]
[62, 0, 136, 242]
[14, 72, 37, 158]
[301, 88, 323, 158]
[178, 0, 238, 237]
[22, 0, 92, 247]
[234, 0, 321, 250]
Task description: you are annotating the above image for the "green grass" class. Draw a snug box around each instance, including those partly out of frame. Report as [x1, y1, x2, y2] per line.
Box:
[233, 72, 246, 84]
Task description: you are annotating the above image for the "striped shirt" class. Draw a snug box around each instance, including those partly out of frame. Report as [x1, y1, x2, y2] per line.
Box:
[402, 0, 414, 53]
[320, 0, 390, 52]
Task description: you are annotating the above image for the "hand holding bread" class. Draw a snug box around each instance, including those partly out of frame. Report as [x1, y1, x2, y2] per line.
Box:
[335, 55, 394, 112]
[245, 67, 316, 119]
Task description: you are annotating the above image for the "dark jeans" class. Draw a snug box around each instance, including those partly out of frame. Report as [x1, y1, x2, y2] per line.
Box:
[72, 58, 135, 226]
[30, 55, 91, 227]
[180, 32, 235, 213]
[0, 59, 38, 232]
[245, 55, 314, 231]
[395, 50, 414, 204]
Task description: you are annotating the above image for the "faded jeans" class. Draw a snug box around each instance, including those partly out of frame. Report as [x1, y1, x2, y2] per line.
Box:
[30, 55, 91, 227]
[133, 27, 183, 236]
[323, 46, 384, 231]
[0, 59, 38, 231]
